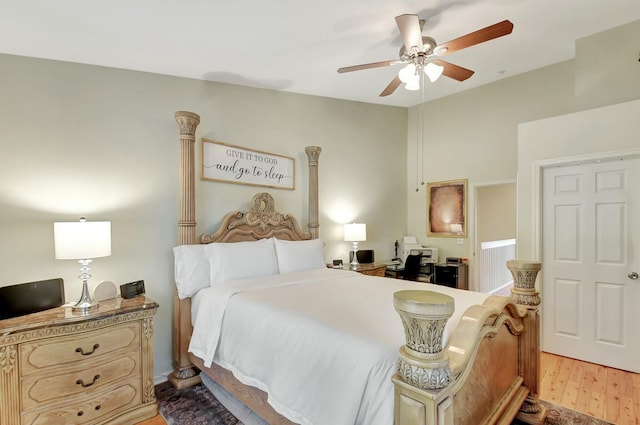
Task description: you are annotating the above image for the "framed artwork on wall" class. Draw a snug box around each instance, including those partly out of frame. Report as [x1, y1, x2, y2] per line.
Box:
[427, 179, 467, 238]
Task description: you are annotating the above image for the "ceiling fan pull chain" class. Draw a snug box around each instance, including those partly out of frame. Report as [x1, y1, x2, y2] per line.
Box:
[415, 98, 422, 192]
[420, 80, 426, 187]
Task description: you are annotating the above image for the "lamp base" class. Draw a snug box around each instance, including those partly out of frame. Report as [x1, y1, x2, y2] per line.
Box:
[72, 274, 99, 315]
[72, 299, 99, 314]
[350, 242, 360, 270]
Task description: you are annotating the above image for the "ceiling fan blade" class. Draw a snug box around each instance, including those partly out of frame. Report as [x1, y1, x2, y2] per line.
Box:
[435, 20, 513, 56]
[395, 14, 423, 53]
[337, 59, 403, 73]
[432, 60, 474, 81]
[380, 75, 402, 97]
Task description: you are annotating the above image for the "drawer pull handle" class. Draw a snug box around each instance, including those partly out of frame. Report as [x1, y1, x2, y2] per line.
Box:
[76, 374, 100, 388]
[77, 411, 84, 417]
[75, 343, 99, 355]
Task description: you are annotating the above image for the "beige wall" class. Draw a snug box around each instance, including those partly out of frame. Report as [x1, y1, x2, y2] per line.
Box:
[575, 20, 640, 111]
[405, 60, 576, 282]
[476, 183, 516, 244]
[0, 53, 407, 379]
[406, 20, 640, 287]
[517, 98, 640, 261]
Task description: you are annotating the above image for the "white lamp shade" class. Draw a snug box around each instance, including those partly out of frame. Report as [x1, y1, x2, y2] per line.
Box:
[398, 64, 417, 83]
[344, 223, 366, 242]
[425, 62, 444, 82]
[54, 221, 112, 259]
[450, 223, 463, 234]
[404, 80, 420, 91]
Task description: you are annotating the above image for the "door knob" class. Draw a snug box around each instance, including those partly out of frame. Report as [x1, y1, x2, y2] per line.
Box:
[629, 272, 639, 280]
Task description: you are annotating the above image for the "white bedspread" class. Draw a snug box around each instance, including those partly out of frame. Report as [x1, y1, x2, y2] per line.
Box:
[190, 268, 489, 425]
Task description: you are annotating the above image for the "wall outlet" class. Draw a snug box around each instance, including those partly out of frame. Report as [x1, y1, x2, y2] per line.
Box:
[457, 239, 464, 245]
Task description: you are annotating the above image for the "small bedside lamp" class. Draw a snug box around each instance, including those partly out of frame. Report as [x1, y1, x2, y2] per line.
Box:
[344, 223, 366, 270]
[450, 223, 463, 235]
[54, 218, 111, 314]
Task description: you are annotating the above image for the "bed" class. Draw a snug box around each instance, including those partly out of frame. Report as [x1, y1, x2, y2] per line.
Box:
[169, 111, 547, 425]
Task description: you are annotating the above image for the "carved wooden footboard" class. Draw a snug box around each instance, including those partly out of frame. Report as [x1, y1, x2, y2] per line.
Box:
[171, 111, 545, 425]
[392, 261, 545, 425]
[394, 295, 519, 424]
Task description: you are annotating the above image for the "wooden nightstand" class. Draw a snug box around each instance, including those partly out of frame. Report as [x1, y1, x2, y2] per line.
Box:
[351, 263, 387, 277]
[0, 296, 159, 425]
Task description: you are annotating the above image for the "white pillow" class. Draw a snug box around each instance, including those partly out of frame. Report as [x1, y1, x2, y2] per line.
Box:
[204, 238, 279, 286]
[274, 238, 326, 274]
[173, 244, 210, 299]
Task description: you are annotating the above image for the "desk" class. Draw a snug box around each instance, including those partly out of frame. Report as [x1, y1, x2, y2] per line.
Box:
[386, 263, 435, 282]
[385, 265, 404, 279]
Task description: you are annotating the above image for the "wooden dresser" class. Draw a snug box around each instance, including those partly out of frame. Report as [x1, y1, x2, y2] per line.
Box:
[0, 296, 159, 425]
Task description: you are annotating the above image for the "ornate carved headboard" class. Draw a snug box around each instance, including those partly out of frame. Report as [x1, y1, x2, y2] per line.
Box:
[170, 111, 322, 389]
[201, 193, 311, 243]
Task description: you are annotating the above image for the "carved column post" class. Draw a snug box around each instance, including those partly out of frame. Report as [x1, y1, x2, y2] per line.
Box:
[0, 345, 19, 424]
[305, 146, 321, 239]
[393, 290, 454, 390]
[176, 111, 200, 245]
[391, 290, 455, 425]
[141, 317, 156, 403]
[508, 260, 546, 425]
[169, 111, 202, 389]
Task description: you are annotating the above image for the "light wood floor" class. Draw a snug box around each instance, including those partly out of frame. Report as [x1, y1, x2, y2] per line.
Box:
[136, 414, 166, 425]
[540, 352, 640, 425]
[137, 352, 639, 425]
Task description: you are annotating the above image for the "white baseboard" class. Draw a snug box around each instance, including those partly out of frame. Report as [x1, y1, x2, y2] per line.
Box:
[154, 371, 172, 385]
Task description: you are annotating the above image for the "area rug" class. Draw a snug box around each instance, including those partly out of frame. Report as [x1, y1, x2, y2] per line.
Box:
[155, 381, 613, 425]
[156, 381, 241, 425]
[515, 400, 614, 425]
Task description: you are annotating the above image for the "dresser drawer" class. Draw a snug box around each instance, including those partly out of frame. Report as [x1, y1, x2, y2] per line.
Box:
[22, 377, 142, 425]
[21, 351, 141, 411]
[20, 321, 140, 375]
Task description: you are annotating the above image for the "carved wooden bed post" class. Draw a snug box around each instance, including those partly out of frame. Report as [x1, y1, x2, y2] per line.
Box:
[508, 260, 546, 424]
[392, 290, 456, 424]
[175, 111, 200, 245]
[305, 146, 321, 239]
[170, 111, 201, 389]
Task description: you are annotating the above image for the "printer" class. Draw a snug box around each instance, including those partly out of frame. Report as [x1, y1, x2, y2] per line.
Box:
[400, 236, 439, 265]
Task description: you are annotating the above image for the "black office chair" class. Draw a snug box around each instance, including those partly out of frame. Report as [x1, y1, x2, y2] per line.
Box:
[403, 254, 422, 281]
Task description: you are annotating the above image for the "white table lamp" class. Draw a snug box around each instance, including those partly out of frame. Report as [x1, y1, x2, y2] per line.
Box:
[450, 223, 463, 235]
[54, 218, 111, 314]
[344, 223, 366, 269]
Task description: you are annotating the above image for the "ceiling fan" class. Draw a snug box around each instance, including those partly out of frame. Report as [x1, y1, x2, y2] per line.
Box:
[337, 15, 514, 96]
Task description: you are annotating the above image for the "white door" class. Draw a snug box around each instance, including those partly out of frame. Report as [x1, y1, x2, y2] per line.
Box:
[542, 156, 640, 372]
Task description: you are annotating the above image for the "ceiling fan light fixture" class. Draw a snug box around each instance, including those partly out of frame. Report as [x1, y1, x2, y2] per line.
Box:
[404, 79, 420, 91]
[337, 16, 514, 98]
[398, 63, 418, 83]
[425, 62, 444, 82]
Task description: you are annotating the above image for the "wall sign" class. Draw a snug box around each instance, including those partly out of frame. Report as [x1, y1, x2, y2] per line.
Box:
[201, 139, 295, 190]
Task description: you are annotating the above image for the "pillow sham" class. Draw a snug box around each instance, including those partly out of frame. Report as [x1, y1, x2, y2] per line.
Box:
[204, 238, 279, 286]
[274, 238, 326, 274]
[173, 244, 210, 299]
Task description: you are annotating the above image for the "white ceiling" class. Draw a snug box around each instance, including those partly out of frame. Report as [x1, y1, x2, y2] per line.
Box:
[2, 0, 640, 107]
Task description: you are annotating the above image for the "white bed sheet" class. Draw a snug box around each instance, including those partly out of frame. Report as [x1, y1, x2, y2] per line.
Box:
[190, 268, 489, 425]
